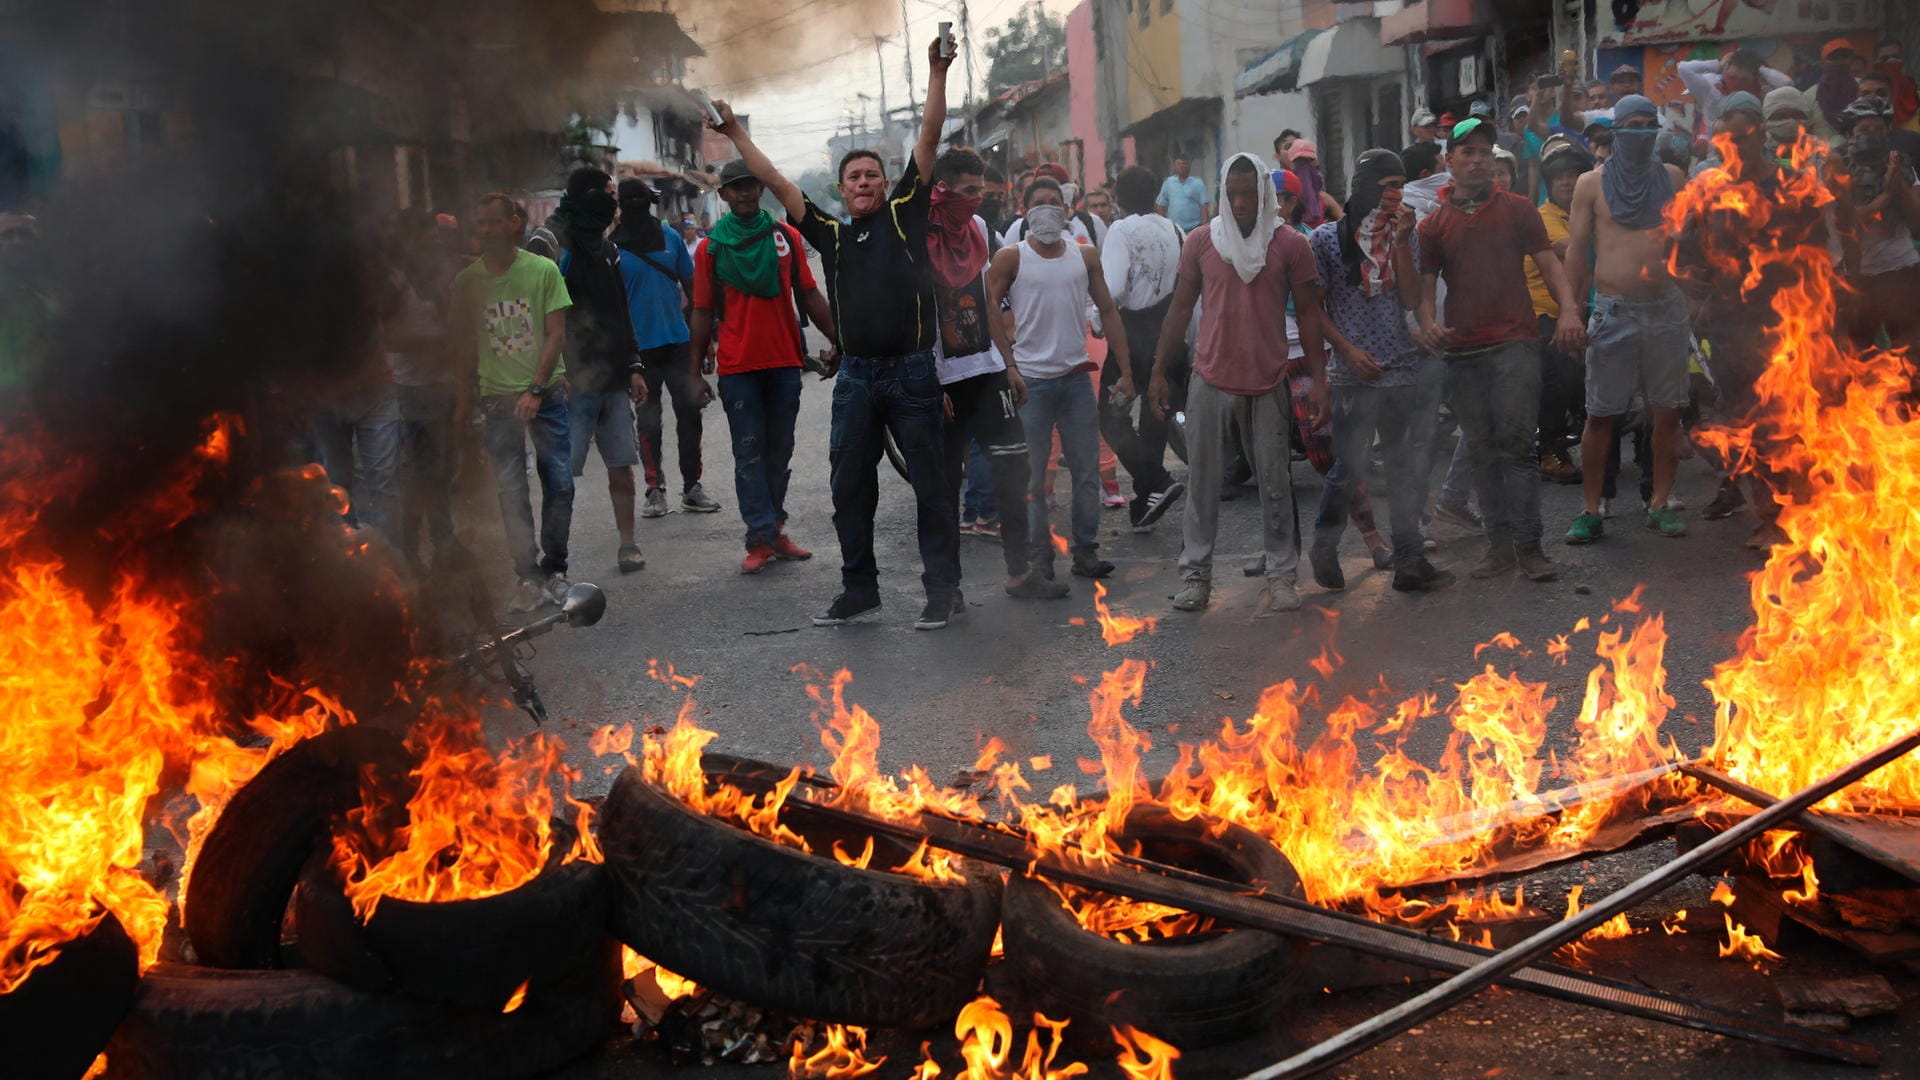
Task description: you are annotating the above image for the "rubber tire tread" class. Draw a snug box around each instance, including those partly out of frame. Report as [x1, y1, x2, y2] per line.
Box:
[1, 910, 139, 1080]
[598, 762, 1002, 1029]
[101, 942, 620, 1080]
[999, 806, 1307, 1049]
[184, 725, 414, 969]
[291, 836, 609, 1012]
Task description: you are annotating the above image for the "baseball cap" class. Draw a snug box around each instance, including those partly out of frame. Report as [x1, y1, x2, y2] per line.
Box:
[1289, 139, 1319, 162]
[1450, 116, 1494, 143]
[1411, 109, 1438, 128]
[1510, 99, 1532, 119]
[1439, 111, 1458, 127]
[1822, 38, 1858, 61]
[1469, 99, 1494, 119]
[1608, 64, 1642, 82]
[717, 159, 758, 188]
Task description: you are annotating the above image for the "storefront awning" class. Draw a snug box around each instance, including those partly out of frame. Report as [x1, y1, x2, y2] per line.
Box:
[1381, 0, 1491, 46]
[1297, 19, 1403, 88]
[1235, 28, 1325, 99]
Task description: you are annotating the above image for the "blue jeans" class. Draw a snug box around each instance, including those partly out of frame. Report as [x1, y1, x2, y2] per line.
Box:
[963, 441, 996, 522]
[1019, 370, 1101, 566]
[719, 367, 803, 547]
[312, 382, 403, 540]
[481, 390, 573, 580]
[397, 382, 457, 561]
[1445, 341, 1543, 546]
[1315, 359, 1445, 568]
[829, 351, 959, 601]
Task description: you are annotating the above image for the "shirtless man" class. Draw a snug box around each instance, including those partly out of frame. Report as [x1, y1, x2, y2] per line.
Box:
[1563, 95, 1692, 543]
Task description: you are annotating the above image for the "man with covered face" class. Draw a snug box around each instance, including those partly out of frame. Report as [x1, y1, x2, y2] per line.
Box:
[1835, 94, 1920, 357]
[1563, 95, 1692, 545]
[1306, 150, 1454, 593]
[1414, 118, 1585, 583]
[711, 34, 962, 631]
[1147, 153, 1327, 617]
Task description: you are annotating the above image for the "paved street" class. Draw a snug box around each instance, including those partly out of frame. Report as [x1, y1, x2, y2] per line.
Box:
[465, 369, 1918, 1080]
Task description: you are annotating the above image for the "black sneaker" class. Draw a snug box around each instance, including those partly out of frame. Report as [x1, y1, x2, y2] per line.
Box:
[812, 593, 881, 626]
[1130, 482, 1186, 532]
[950, 589, 967, 617]
[914, 596, 951, 631]
[1703, 479, 1746, 520]
[1071, 551, 1115, 578]
[1392, 558, 1457, 592]
[1308, 542, 1344, 591]
[1007, 572, 1070, 599]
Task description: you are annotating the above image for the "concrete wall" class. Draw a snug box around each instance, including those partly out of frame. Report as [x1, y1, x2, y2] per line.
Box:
[1067, 1, 1111, 189]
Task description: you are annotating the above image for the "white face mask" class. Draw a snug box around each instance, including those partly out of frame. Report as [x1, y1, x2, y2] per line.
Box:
[1026, 204, 1068, 243]
[1767, 118, 1804, 143]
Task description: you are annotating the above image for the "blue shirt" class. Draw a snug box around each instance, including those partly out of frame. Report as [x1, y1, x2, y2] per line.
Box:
[616, 232, 694, 349]
[1156, 175, 1209, 231]
[1308, 220, 1424, 387]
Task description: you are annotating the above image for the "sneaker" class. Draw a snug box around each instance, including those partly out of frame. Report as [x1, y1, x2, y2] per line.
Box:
[1598, 497, 1615, 519]
[507, 577, 544, 614]
[1392, 558, 1457, 592]
[1645, 506, 1687, 538]
[1515, 542, 1558, 582]
[640, 488, 670, 518]
[618, 543, 647, 573]
[1470, 542, 1517, 579]
[1007, 572, 1071, 600]
[973, 518, 1002, 540]
[959, 519, 978, 537]
[1369, 545, 1394, 571]
[681, 483, 722, 513]
[1422, 534, 1439, 552]
[813, 593, 881, 626]
[1433, 501, 1483, 531]
[1665, 494, 1688, 513]
[1565, 511, 1605, 545]
[1130, 482, 1186, 532]
[1539, 451, 1583, 485]
[1254, 579, 1302, 618]
[1309, 542, 1344, 591]
[1747, 522, 1789, 551]
[1102, 482, 1126, 509]
[914, 596, 951, 631]
[741, 543, 776, 574]
[1172, 581, 1211, 611]
[951, 589, 967, 616]
[1703, 481, 1745, 520]
[772, 532, 813, 560]
[542, 572, 571, 606]
[1071, 551, 1115, 579]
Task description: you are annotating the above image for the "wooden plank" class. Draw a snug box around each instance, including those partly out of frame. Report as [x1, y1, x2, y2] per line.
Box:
[1681, 765, 1920, 885]
[1775, 975, 1901, 1018]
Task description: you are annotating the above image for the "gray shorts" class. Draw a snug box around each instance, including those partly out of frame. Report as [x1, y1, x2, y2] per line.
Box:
[1584, 288, 1691, 417]
[567, 389, 639, 476]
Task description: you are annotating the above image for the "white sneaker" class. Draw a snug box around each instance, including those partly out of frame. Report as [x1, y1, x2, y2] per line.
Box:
[1255, 579, 1302, 618]
[508, 578, 544, 614]
[1665, 494, 1687, 512]
[1599, 498, 1615, 519]
[542, 573, 570, 607]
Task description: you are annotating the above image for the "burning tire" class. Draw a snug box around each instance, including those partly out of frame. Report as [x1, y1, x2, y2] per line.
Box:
[999, 806, 1308, 1049]
[184, 725, 414, 969]
[598, 761, 1003, 1029]
[0, 910, 139, 1080]
[100, 941, 620, 1080]
[290, 830, 610, 1013]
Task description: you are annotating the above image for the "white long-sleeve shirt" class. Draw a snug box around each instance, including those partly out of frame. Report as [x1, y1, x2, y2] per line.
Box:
[1675, 59, 1794, 132]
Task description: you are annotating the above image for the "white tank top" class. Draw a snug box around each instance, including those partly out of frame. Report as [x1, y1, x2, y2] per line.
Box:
[1009, 239, 1090, 379]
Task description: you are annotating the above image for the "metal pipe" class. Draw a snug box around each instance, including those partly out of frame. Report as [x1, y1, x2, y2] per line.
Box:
[1242, 728, 1920, 1079]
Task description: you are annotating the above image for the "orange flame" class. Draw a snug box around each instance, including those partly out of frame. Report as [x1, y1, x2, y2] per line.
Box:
[1719, 913, 1783, 965]
[1091, 582, 1156, 646]
[1112, 1026, 1180, 1080]
[789, 1025, 886, 1078]
[501, 979, 529, 1013]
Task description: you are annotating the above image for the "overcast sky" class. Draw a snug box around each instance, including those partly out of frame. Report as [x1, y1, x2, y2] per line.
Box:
[693, 0, 1069, 175]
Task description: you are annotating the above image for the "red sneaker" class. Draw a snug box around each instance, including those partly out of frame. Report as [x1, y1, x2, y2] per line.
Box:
[740, 542, 776, 574]
[772, 532, 813, 560]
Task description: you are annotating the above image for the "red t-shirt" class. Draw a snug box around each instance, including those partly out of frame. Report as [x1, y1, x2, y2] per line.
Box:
[692, 223, 816, 376]
[1178, 224, 1319, 395]
[1416, 187, 1551, 352]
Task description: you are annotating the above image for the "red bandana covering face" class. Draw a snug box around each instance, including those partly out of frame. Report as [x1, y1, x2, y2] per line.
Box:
[928, 182, 988, 290]
[1360, 186, 1403, 297]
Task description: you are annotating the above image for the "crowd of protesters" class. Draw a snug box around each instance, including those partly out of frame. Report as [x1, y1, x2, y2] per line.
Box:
[286, 31, 1920, 627]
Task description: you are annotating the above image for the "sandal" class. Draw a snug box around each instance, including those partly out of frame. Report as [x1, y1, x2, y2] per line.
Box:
[618, 544, 646, 573]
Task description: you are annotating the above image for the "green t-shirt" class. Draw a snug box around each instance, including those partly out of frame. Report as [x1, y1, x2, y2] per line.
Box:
[452, 250, 572, 396]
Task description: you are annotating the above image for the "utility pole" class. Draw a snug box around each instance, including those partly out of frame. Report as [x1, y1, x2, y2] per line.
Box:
[960, 0, 976, 122]
[871, 36, 892, 133]
[900, 0, 917, 114]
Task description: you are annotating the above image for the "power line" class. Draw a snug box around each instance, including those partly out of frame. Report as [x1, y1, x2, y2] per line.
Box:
[702, 0, 868, 48]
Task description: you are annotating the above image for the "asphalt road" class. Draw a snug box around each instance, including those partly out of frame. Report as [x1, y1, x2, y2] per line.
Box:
[451, 368, 1918, 1080]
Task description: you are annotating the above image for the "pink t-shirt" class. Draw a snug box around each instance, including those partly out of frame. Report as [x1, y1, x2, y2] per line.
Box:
[1179, 224, 1318, 395]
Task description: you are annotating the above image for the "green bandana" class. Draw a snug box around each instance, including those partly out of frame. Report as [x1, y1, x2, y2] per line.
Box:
[707, 209, 780, 298]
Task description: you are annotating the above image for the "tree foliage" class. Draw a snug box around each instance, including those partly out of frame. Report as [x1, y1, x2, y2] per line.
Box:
[983, 5, 1066, 95]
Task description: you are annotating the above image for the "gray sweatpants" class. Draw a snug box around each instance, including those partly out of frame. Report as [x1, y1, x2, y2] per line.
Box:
[1179, 373, 1298, 584]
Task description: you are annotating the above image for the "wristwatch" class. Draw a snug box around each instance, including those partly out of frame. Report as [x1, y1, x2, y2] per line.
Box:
[527, 382, 548, 397]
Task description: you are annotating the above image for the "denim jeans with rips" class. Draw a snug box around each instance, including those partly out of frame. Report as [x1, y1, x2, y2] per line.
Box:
[481, 389, 574, 581]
